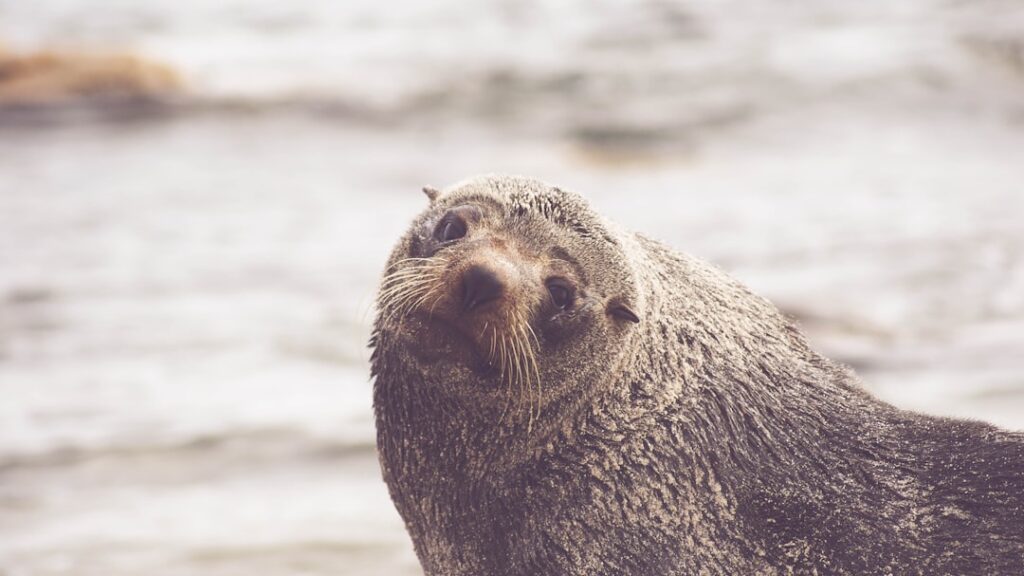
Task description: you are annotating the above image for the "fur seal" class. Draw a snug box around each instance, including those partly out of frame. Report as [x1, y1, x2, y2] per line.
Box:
[370, 175, 1024, 575]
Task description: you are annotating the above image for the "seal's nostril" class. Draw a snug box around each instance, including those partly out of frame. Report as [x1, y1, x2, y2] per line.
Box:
[461, 265, 504, 311]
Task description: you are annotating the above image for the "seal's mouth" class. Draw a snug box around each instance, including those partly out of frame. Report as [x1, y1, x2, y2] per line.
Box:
[402, 312, 500, 378]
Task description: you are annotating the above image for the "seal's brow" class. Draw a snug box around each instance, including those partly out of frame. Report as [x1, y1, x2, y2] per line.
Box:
[547, 246, 587, 283]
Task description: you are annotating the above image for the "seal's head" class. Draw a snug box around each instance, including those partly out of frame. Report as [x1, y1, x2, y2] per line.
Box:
[374, 175, 643, 424]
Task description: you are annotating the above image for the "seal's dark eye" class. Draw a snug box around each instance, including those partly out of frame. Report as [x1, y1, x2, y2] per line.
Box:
[435, 214, 467, 242]
[432, 205, 482, 245]
[546, 278, 575, 310]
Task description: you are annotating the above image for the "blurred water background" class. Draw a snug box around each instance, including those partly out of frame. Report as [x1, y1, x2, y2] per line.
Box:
[1, 1, 1023, 574]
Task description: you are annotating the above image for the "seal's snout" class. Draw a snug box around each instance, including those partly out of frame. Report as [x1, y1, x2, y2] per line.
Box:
[461, 264, 504, 311]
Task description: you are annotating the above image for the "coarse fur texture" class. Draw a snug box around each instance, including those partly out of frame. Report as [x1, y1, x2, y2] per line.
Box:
[370, 175, 1024, 575]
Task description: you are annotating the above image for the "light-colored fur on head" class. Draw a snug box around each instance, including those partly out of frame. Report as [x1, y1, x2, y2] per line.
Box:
[374, 175, 644, 432]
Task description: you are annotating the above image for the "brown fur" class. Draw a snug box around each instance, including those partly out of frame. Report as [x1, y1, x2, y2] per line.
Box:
[371, 175, 1024, 575]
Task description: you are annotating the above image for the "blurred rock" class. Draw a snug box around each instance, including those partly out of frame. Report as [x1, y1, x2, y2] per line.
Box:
[0, 45, 181, 108]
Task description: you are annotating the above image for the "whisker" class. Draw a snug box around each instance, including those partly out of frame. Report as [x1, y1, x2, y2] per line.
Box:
[381, 285, 431, 325]
[492, 328, 499, 363]
[393, 285, 439, 332]
[499, 333, 513, 421]
[379, 277, 434, 296]
[426, 291, 446, 318]
[523, 320, 542, 430]
[517, 318, 537, 433]
[377, 285, 430, 308]
[511, 324, 527, 420]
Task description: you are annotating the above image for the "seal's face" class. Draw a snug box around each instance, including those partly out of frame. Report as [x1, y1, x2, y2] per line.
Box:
[375, 176, 641, 422]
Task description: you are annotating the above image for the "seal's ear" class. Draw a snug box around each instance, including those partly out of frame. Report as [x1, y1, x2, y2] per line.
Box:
[422, 186, 441, 203]
[607, 301, 640, 324]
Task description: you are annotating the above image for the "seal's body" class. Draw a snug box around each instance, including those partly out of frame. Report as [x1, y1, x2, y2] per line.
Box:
[371, 176, 1024, 575]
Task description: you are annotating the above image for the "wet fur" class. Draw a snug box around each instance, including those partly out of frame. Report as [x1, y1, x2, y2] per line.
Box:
[371, 176, 1024, 575]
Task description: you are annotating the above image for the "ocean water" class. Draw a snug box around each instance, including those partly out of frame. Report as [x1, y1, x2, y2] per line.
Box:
[1, 1, 1023, 574]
